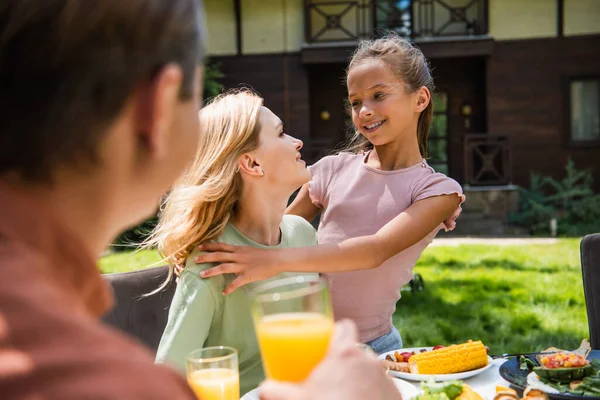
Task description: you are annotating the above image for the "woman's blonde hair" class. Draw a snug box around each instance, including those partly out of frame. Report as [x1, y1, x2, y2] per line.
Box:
[343, 33, 434, 156]
[145, 89, 263, 292]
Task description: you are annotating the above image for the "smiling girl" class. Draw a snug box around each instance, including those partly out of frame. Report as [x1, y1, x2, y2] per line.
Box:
[194, 34, 466, 354]
[152, 90, 317, 395]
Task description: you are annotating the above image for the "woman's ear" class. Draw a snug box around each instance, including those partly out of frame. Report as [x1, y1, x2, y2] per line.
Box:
[415, 86, 431, 113]
[238, 154, 264, 177]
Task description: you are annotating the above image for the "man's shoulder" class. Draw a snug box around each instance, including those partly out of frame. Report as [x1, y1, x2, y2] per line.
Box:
[0, 235, 47, 271]
[0, 263, 194, 398]
[0, 323, 195, 399]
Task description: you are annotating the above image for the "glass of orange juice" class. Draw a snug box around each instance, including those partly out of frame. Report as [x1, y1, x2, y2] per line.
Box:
[185, 346, 239, 400]
[251, 275, 334, 383]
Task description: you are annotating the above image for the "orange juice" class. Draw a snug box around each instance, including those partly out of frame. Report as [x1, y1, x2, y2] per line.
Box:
[187, 368, 239, 400]
[256, 312, 334, 382]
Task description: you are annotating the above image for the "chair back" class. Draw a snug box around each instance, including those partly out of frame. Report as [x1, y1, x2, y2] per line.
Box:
[581, 234, 600, 349]
[102, 265, 175, 353]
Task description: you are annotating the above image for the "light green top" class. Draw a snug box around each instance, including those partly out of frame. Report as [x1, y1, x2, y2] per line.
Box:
[155, 215, 317, 395]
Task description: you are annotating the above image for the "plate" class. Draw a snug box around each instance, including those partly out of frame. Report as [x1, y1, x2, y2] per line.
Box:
[499, 350, 600, 400]
[240, 378, 419, 400]
[378, 347, 494, 381]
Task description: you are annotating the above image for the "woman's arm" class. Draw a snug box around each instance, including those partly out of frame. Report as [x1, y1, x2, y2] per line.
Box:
[155, 270, 217, 371]
[286, 183, 320, 222]
[196, 194, 461, 294]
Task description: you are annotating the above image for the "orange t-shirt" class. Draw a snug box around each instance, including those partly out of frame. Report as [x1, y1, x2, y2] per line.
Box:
[0, 180, 195, 399]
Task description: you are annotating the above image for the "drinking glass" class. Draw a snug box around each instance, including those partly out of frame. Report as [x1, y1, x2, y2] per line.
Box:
[186, 346, 239, 400]
[251, 275, 334, 383]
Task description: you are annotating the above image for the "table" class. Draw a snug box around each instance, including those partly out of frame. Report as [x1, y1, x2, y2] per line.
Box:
[441, 358, 511, 399]
[241, 358, 511, 400]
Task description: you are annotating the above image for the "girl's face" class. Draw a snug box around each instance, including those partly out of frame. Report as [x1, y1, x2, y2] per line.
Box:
[253, 106, 310, 190]
[347, 59, 423, 147]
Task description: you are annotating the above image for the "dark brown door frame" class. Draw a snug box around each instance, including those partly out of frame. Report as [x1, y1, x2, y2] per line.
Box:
[234, 0, 242, 55]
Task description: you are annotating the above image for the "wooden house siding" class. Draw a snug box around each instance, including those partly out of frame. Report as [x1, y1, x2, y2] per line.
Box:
[487, 34, 600, 190]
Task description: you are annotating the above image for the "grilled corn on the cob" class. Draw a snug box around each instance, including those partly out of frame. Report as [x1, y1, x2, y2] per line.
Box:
[409, 341, 488, 374]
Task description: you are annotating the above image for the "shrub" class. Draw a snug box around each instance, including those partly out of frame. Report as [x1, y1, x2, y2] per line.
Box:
[510, 160, 600, 236]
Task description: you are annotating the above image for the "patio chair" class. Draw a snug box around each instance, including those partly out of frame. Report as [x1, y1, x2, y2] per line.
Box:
[102, 265, 175, 353]
[581, 233, 600, 350]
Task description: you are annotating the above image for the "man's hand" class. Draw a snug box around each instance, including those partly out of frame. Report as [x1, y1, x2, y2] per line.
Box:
[259, 320, 402, 400]
[194, 243, 284, 294]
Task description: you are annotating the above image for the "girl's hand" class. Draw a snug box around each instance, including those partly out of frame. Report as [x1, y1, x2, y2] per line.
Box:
[173, 264, 185, 278]
[194, 243, 284, 294]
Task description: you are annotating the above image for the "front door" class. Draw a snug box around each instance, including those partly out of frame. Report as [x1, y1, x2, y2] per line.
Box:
[428, 57, 487, 183]
[307, 63, 349, 164]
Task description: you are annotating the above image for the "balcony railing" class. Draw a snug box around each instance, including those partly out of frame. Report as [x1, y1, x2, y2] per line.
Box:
[304, 0, 488, 44]
[463, 134, 512, 186]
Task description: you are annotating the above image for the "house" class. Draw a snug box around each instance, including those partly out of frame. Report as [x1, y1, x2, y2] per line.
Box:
[203, 0, 600, 233]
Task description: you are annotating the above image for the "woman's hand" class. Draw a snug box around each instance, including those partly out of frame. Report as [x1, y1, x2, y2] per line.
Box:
[194, 243, 285, 294]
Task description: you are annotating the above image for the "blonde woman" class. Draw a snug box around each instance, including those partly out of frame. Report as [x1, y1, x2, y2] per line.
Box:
[152, 90, 317, 395]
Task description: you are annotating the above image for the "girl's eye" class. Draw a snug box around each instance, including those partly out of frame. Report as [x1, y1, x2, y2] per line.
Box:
[374, 92, 385, 100]
[279, 131, 286, 138]
[350, 101, 360, 108]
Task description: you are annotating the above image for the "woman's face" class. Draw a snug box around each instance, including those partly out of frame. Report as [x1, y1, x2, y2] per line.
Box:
[253, 106, 310, 191]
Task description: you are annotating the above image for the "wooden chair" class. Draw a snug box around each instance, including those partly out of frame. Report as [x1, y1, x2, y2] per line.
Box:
[102, 265, 175, 353]
[581, 233, 600, 349]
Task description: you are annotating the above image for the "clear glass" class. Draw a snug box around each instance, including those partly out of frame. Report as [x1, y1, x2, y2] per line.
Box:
[251, 275, 334, 383]
[571, 80, 600, 141]
[185, 346, 239, 400]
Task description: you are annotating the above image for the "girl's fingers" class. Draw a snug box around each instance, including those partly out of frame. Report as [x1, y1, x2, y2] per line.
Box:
[194, 251, 236, 264]
[222, 275, 250, 295]
[199, 263, 239, 278]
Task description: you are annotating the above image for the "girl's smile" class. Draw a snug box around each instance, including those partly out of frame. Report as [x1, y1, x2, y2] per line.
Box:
[363, 119, 386, 133]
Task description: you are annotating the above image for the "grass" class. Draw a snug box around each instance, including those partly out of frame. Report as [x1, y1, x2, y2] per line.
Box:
[396, 238, 587, 354]
[99, 239, 588, 354]
[99, 249, 163, 274]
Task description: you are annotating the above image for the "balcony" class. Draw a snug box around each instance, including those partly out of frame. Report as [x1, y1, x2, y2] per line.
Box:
[463, 133, 512, 186]
[302, 0, 492, 62]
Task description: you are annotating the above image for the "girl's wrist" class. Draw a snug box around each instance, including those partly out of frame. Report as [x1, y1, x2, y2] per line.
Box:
[274, 247, 299, 273]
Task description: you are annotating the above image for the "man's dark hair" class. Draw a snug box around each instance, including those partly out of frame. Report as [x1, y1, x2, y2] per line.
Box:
[0, 0, 204, 182]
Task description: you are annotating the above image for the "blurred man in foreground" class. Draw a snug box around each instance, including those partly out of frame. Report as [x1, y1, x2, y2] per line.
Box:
[0, 1, 401, 399]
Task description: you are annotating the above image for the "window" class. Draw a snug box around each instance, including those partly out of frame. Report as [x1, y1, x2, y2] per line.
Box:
[570, 79, 600, 144]
[428, 92, 448, 175]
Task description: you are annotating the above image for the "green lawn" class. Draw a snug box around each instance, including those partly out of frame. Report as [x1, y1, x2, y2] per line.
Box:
[99, 239, 588, 354]
[100, 249, 164, 274]
[396, 239, 587, 355]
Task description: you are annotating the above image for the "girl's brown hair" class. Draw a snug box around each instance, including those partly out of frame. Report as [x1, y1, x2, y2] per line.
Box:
[345, 33, 434, 157]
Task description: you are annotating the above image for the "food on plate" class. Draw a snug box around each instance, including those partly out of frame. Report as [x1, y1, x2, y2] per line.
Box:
[415, 380, 482, 400]
[531, 340, 592, 383]
[494, 385, 549, 400]
[522, 388, 550, 400]
[495, 385, 519, 400]
[409, 340, 489, 375]
[381, 358, 409, 372]
[533, 352, 592, 382]
[517, 339, 600, 397]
